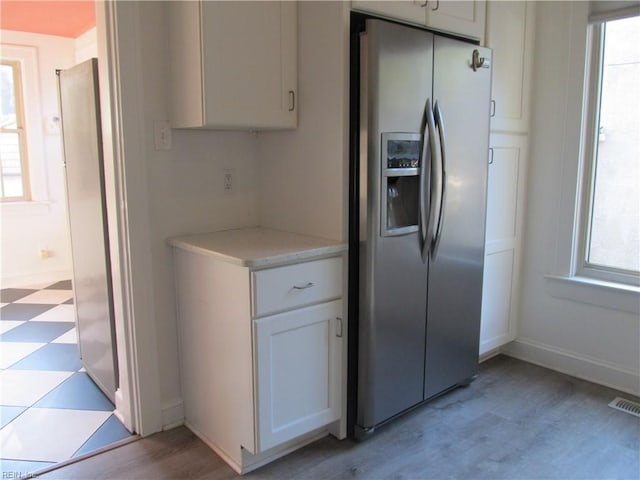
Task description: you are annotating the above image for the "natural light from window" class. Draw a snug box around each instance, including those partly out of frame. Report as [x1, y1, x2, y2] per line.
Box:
[0, 60, 30, 201]
[586, 15, 640, 275]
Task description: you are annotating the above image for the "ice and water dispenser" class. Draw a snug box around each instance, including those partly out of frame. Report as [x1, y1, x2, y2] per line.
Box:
[381, 133, 421, 236]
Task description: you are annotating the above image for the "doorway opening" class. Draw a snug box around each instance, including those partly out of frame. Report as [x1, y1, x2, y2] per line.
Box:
[0, 2, 136, 477]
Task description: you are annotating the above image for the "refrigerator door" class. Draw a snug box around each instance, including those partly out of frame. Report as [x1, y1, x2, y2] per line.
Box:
[424, 38, 492, 399]
[58, 59, 118, 402]
[357, 20, 433, 432]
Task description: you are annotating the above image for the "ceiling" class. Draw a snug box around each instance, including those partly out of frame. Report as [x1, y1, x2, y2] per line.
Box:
[1, 1, 96, 39]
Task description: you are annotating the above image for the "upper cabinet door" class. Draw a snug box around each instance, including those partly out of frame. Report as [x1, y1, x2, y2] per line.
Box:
[351, 1, 425, 25]
[352, 1, 485, 42]
[426, 0, 486, 43]
[486, 1, 535, 133]
[169, 1, 297, 130]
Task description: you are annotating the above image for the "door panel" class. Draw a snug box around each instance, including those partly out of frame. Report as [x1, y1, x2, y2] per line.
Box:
[480, 249, 515, 352]
[424, 37, 491, 399]
[358, 20, 433, 430]
[254, 301, 342, 452]
[59, 59, 117, 402]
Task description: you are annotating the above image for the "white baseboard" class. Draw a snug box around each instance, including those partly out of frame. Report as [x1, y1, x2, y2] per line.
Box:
[479, 347, 501, 363]
[1, 269, 72, 288]
[161, 398, 184, 430]
[501, 339, 640, 397]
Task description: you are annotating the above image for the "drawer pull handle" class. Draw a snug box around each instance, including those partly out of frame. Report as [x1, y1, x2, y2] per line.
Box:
[292, 282, 314, 290]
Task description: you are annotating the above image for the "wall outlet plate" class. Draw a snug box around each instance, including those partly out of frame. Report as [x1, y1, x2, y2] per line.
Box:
[154, 120, 172, 151]
[223, 168, 235, 193]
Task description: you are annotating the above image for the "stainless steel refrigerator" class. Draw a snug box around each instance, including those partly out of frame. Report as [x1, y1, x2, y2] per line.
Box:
[58, 59, 118, 403]
[349, 17, 492, 437]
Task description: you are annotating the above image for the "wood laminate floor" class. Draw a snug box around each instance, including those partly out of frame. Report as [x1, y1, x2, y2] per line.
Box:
[40, 355, 640, 480]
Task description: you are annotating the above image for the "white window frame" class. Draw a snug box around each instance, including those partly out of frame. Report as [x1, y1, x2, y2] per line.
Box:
[0, 44, 49, 212]
[544, 4, 639, 315]
[574, 18, 640, 287]
[0, 59, 31, 201]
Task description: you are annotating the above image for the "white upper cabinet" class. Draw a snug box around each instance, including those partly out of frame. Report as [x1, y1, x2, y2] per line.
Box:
[426, 0, 486, 42]
[485, 1, 535, 132]
[169, 1, 297, 130]
[351, 1, 486, 43]
[351, 1, 425, 25]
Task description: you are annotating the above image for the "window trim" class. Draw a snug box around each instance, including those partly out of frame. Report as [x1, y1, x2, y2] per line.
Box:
[1, 59, 32, 201]
[543, 2, 639, 311]
[573, 18, 640, 287]
[0, 44, 48, 207]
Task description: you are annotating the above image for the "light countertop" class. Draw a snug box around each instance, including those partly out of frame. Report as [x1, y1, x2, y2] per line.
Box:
[168, 227, 346, 268]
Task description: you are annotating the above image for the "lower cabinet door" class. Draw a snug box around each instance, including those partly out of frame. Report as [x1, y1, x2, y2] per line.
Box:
[254, 300, 343, 452]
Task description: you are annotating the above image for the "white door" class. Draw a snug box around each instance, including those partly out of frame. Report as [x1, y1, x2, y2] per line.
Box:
[254, 300, 342, 452]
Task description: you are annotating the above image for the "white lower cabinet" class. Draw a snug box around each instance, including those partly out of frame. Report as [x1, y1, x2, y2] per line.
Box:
[172, 246, 345, 474]
[254, 301, 343, 451]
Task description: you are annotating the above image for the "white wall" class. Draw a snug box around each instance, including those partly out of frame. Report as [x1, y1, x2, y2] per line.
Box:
[258, 1, 350, 242]
[503, 1, 640, 395]
[118, 1, 261, 428]
[0, 31, 77, 287]
[107, 1, 350, 432]
[75, 27, 98, 63]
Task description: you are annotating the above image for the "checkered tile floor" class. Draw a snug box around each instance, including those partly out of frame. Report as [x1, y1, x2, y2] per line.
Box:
[0, 280, 134, 476]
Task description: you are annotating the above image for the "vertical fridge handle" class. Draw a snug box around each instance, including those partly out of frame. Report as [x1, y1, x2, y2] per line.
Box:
[419, 100, 431, 263]
[424, 100, 440, 261]
[432, 101, 447, 260]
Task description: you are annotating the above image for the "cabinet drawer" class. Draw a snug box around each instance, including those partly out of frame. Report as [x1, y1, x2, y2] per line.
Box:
[252, 257, 342, 317]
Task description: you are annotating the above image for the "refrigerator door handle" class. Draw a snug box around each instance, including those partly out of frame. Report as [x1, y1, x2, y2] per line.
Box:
[425, 99, 440, 259]
[432, 101, 447, 260]
[419, 100, 432, 263]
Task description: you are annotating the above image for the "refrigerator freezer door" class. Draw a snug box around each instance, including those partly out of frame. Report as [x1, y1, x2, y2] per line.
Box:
[357, 20, 433, 431]
[424, 37, 492, 399]
[59, 59, 118, 402]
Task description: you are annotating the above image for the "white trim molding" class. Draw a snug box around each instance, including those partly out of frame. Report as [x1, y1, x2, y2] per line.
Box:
[545, 274, 640, 315]
[501, 338, 640, 397]
[0, 44, 47, 203]
[161, 398, 185, 431]
[97, 1, 163, 436]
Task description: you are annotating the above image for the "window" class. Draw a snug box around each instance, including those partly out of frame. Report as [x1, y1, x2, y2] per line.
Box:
[0, 59, 30, 201]
[578, 14, 640, 286]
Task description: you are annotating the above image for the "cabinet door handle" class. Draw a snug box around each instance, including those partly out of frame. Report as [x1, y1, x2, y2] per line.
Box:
[431, 0, 439, 11]
[288, 90, 295, 112]
[489, 147, 494, 165]
[336, 317, 343, 338]
[292, 282, 314, 290]
[490, 99, 496, 117]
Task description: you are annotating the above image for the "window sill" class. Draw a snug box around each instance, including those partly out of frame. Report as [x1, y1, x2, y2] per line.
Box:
[545, 274, 640, 315]
[0, 201, 52, 217]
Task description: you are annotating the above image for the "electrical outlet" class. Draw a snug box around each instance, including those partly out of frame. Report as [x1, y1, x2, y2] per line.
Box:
[154, 120, 172, 151]
[224, 168, 234, 193]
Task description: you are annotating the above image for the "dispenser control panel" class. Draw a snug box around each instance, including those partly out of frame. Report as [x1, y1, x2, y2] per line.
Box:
[385, 134, 421, 169]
